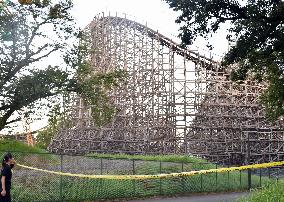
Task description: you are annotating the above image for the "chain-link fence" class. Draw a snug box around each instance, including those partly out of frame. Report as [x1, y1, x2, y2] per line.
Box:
[0, 150, 283, 202]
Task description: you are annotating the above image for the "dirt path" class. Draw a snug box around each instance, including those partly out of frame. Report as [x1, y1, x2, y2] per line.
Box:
[129, 192, 249, 202]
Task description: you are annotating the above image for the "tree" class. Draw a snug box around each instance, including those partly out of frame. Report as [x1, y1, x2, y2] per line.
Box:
[0, 0, 126, 132]
[36, 104, 67, 149]
[164, 0, 284, 121]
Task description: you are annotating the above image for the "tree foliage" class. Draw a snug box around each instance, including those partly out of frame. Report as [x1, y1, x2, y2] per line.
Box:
[65, 29, 128, 126]
[164, 0, 284, 121]
[36, 104, 62, 149]
[0, 0, 126, 132]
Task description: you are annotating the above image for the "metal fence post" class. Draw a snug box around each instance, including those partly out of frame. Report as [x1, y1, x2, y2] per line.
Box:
[159, 161, 162, 195]
[248, 169, 251, 190]
[246, 132, 252, 190]
[240, 170, 242, 187]
[215, 163, 218, 191]
[259, 168, 262, 187]
[132, 159, 135, 174]
[227, 166, 230, 190]
[132, 159, 136, 196]
[100, 158, 103, 174]
[181, 162, 185, 193]
[248, 169, 252, 190]
[200, 173, 203, 191]
[60, 154, 63, 202]
[277, 168, 279, 183]
[100, 158, 103, 193]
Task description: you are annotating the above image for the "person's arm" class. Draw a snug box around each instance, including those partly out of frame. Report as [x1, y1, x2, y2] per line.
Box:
[1, 175, 6, 196]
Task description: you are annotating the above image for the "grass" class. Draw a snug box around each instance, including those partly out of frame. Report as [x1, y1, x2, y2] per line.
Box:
[87, 152, 210, 164]
[239, 181, 284, 202]
[0, 139, 46, 153]
[13, 158, 274, 201]
[0, 140, 279, 202]
[11, 168, 273, 202]
[0, 139, 58, 166]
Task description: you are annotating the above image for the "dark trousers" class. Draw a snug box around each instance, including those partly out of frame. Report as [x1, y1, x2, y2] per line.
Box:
[0, 191, 11, 202]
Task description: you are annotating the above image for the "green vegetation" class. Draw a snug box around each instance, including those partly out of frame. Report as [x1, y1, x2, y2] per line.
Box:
[0, 139, 46, 153]
[0, 0, 126, 132]
[0, 140, 278, 201]
[165, 0, 284, 121]
[0, 139, 57, 164]
[239, 182, 284, 202]
[36, 105, 64, 149]
[10, 162, 273, 202]
[87, 152, 210, 164]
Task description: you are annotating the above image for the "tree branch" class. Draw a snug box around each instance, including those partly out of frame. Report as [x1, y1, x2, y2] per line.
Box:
[26, 19, 50, 56]
[6, 117, 21, 125]
[2, 47, 59, 87]
[29, 47, 59, 63]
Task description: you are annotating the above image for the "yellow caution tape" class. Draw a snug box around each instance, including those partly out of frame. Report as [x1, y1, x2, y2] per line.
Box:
[17, 161, 284, 180]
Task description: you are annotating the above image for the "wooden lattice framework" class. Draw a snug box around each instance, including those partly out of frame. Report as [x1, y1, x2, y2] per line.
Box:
[48, 13, 284, 165]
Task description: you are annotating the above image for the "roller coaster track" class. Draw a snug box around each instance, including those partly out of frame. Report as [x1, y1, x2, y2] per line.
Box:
[92, 15, 220, 69]
[49, 14, 284, 165]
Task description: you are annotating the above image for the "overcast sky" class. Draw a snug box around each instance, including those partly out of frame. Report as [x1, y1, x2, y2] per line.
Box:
[72, 0, 229, 59]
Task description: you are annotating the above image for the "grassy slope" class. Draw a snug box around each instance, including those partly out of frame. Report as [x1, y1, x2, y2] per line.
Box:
[0, 139, 46, 153]
[239, 182, 284, 202]
[0, 139, 57, 165]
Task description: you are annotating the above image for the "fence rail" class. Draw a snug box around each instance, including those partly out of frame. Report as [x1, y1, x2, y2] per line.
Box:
[0, 150, 283, 202]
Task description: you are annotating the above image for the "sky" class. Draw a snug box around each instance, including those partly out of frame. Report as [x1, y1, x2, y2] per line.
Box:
[72, 0, 230, 59]
[6, 0, 231, 133]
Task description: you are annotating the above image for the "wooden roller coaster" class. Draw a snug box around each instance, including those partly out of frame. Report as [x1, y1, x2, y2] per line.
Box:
[48, 13, 284, 165]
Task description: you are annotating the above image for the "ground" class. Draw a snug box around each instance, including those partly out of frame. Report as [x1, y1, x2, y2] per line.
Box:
[129, 192, 249, 202]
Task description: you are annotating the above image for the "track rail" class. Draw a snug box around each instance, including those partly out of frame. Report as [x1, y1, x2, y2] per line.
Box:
[92, 15, 220, 68]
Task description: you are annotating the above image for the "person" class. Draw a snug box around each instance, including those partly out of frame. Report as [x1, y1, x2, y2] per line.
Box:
[0, 153, 15, 202]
